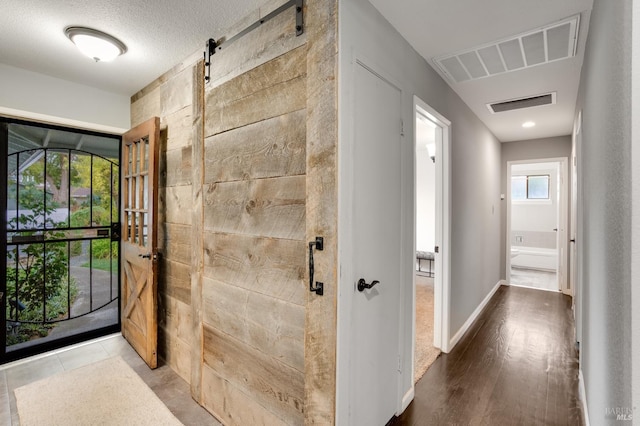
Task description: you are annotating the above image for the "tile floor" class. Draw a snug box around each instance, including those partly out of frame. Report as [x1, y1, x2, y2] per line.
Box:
[0, 333, 220, 425]
[510, 267, 559, 292]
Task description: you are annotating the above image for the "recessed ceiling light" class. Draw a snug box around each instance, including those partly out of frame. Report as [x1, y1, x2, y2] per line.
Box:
[522, 121, 536, 128]
[65, 27, 127, 62]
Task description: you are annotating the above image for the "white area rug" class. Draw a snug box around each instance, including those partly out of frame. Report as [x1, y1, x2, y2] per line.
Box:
[15, 356, 182, 426]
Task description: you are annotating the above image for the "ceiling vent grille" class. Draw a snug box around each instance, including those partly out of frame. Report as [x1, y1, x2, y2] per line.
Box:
[487, 92, 556, 114]
[433, 15, 580, 84]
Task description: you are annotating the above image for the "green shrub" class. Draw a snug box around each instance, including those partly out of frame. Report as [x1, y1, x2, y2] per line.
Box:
[70, 206, 111, 227]
[91, 239, 118, 259]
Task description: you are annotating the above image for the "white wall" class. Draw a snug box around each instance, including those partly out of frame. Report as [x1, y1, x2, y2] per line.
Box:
[416, 121, 435, 253]
[575, 0, 633, 420]
[338, 0, 502, 420]
[0, 63, 129, 131]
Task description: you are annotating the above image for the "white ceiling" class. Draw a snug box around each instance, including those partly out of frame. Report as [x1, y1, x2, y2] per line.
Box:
[369, 0, 594, 142]
[0, 0, 272, 96]
[2, 0, 593, 142]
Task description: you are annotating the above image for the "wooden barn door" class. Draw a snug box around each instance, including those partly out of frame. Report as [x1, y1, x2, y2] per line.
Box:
[196, 45, 308, 424]
[121, 117, 160, 368]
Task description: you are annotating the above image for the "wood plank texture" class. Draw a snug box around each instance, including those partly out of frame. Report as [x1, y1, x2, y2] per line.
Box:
[206, 0, 307, 88]
[203, 325, 304, 424]
[198, 18, 308, 425]
[159, 223, 192, 265]
[158, 259, 190, 305]
[131, 87, 161, 128]
[204, 45, 307, 137]
[304, 0, 340, 423]
[163, 107, 193, 151]
[203, 232, 305, 305]
[202, 277, 305, 372]
[203, 176, 305, 240]
[190, 60, 205, 401]
[204, 109, 306, 184]
[201, 364, 287, 426]
[159, 185, 192, 226]
[161, 66, 194, 117]
[130, 55, 200, 389]
[391, 286, 583, 426]
[161, 146, 192, 187]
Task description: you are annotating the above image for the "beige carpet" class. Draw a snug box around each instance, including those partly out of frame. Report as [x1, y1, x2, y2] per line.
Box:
[15, 356, 182, 426]
[415, 275, 440, 382]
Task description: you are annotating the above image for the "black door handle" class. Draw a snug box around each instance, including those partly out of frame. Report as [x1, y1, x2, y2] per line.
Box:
[308, 237, 324, 296]
[358, 278, 379, 292]
[139, 253, 151, 259]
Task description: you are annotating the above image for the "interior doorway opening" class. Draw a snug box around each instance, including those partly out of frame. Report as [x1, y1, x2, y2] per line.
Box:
[506, 158, 569, 294]
[411, 97, 451, 389]
[0, 118, 121, 363]
[414, 108, 439, 383]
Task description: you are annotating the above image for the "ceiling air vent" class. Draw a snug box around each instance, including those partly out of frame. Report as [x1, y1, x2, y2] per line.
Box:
[433, 15, 580, 84]
[487, 92, 556, 114]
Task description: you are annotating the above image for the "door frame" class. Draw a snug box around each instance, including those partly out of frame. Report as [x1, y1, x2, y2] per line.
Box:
[571, 110, 582, 343]
[413, 97, 451, 354]
[506, 157, 569, 294]
[0, 116, 122, 363]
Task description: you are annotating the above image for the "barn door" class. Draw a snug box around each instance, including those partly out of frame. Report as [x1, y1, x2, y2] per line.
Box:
[121, 117, 159, 368]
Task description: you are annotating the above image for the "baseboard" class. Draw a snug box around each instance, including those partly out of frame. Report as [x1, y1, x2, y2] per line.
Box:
[579, 370, 590, 426]
[499, 279, 508, 286]
[448, 281, 502, 351]
[399, 387, 415, 414]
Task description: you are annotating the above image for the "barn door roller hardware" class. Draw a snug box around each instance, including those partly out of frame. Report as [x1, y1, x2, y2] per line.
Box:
[204, 0, 304, 83]
[308, 237, 324, 296]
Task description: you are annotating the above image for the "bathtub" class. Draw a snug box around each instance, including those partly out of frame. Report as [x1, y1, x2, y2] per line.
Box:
[510, 246, 557, 272]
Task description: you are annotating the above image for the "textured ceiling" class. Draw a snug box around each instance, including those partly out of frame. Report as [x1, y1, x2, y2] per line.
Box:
[1, 0, 272, 96]
[368, 0, 594, 142]
[2, 0, 595, 142]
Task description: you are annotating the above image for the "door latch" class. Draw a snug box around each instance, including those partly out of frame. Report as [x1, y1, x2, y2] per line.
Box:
[111, 222, 121, 241]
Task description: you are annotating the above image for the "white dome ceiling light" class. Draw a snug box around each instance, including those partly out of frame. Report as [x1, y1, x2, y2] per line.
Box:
[65, 27, 127, 62]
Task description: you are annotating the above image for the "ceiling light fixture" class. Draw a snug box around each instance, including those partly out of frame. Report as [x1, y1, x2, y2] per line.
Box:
[65, 27, 127, 62]
[522, 121, 536, 128]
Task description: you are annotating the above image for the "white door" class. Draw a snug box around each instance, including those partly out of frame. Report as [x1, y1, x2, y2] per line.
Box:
[349, 61, 403, 425]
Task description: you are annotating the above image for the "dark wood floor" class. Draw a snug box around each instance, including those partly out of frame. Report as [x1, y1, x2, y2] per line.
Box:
[392, 285, 583, 426]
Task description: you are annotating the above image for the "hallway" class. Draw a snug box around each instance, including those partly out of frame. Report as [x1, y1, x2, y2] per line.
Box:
[393, 285, 582, 425]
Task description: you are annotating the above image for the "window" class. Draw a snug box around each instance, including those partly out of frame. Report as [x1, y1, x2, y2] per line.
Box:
[511, 175, 550, 200]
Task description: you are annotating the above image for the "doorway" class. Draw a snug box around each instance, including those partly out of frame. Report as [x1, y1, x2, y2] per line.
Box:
[413, 104, 440, 383]
[0, 118, 121, 363]
[411, 97, 451, 391]
[506, 158, 569, 294]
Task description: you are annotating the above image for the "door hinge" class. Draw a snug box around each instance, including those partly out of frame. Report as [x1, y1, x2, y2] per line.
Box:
[434, 245, 440, 253]
[397, 355, 402, 372]
[400, 119, 405, 137]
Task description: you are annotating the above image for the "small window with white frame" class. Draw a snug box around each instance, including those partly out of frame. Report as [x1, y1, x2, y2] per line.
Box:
[511, 174, 550, 200]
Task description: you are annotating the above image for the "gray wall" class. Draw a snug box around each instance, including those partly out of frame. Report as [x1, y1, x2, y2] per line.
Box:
[338, 0, 502, 416]
[575, 0, 632, 422]
[500, 136, 572, 278]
